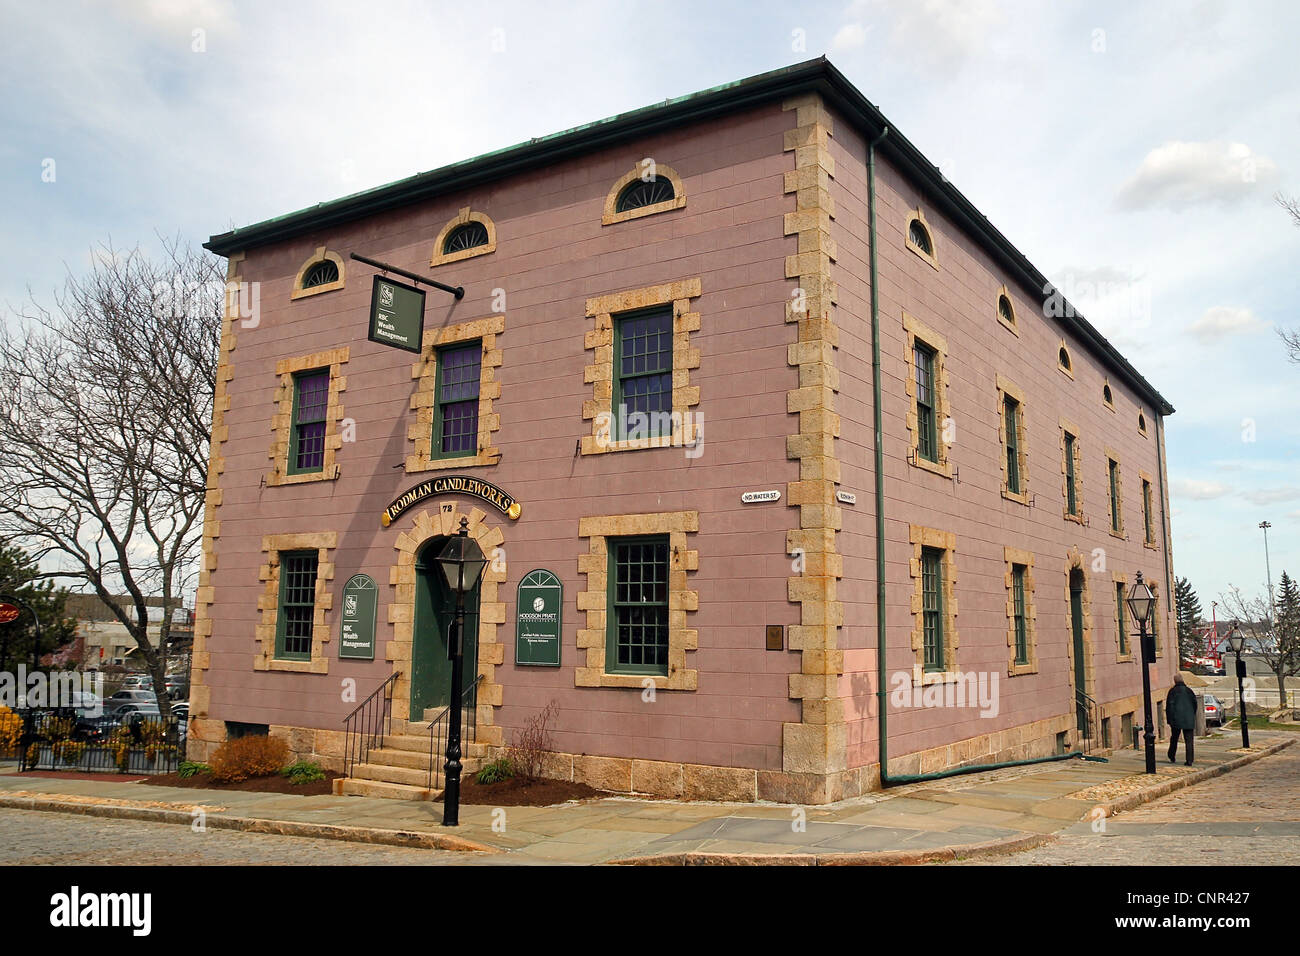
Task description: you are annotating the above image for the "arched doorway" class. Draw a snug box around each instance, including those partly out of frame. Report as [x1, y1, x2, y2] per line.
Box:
[410, 536, 481, 720]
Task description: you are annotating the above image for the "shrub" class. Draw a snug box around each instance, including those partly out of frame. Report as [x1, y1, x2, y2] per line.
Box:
[0, 706, 22, 755]
[209, 734, 290, 783]
[280, 760, 325, 785]
[506, 700, 558, 782]
[474, 757, 515, 785]
[178, 761, 210, 779]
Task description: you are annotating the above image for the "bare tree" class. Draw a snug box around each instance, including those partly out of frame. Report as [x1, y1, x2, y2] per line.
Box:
[0, 239, 222, 717]
[1218, 584, 1298, 712]
[1278, 193, 1300, 364]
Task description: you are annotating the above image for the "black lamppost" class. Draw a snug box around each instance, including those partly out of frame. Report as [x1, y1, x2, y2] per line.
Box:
[1126, 571, 1158, 774]
[434, 517, 487, 827]
[1227, 627, 1250, 749]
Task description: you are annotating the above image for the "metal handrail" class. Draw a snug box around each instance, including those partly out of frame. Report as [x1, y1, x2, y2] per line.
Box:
[426, 674, 484, 791]
[342, 672, 400, 777]
[1074, 687, 1102, 744]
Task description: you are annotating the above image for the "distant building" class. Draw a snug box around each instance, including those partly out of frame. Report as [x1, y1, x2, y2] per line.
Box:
[64, 594, 192, 671]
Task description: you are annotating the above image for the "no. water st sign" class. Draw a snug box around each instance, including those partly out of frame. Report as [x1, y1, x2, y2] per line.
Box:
[367, 275, 425, 353]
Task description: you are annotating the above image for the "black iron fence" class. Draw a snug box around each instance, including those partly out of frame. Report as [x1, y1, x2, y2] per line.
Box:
[11, 709, 184, 775]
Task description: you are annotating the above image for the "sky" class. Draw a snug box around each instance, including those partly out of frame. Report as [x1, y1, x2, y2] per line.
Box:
[0, 0, 1295, 612]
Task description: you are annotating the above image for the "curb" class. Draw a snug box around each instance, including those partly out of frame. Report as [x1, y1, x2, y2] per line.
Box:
[612, 738, 1295, 866]
[0, 793, 499, 854]
[611, 831, 1057, 866]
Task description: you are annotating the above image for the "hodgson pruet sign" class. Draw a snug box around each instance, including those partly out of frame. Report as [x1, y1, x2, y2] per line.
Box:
[381, 475, 521, 526]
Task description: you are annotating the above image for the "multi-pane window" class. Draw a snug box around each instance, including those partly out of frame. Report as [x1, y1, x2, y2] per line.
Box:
[1004, 395, 1022, 494]
[277, 551, 319, 660]
[608, 536, 670, 675]
[921, 546, 945, 672]
[1064, 432, 1079, 516]
[1116, 582, 1129, 656]
[1108, 458, 1122, 532]
[434, 342, 482, 457]
[1142, 479, 1155, 543]
[913, 343, 938, 462]
[614, 308, 673, 439]
[1012, 563, 1029, 665]
[289, 370, 330, 474]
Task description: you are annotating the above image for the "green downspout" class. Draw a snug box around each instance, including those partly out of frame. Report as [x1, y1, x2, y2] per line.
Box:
[866, 129, 1104, 788]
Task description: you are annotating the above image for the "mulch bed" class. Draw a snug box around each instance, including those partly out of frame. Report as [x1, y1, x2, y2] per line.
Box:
[459, 775, 609, 806]
[141, 770, 341, 797]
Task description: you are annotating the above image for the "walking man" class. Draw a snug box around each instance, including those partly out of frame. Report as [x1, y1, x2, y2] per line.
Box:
[1166, 672, 1198, 766]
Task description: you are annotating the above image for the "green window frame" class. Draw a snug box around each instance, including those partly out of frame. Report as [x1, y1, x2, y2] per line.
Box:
[1142, 479, 1155, 543]
[287, 368, 330, 476]
[1064, 432, 1078, 516]
[1108, 458, 1121, 532]
[913, 343, 938, 462]
[606, 535, 670, 676]
[1116, 582, 1128, 656]
[921, 546, 945, 672]
[612, 307, 673, 441]
[1012, 563, 1029, 665]
[432, 340, 482, 459]
[276, 550, 318, 661]
[1004, 395, 1022, 494]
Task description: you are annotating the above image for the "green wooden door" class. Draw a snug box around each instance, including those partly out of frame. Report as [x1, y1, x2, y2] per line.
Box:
[411, 539, 480, 720]
[1070, 570, 1087, 733]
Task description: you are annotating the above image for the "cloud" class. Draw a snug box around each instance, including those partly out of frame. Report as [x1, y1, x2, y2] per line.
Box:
[1116, 140, 1279, 211]
[1188, 306, 1268, 342]
[832, 23, 870, 51]
[1241, 486, 1300, 505]
[849, 0, 1001, 75]
[1171, 478, 1234, 501]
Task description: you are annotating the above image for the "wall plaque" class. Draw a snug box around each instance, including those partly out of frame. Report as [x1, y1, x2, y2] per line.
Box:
[516, 569, 562, 666]
[339, 574, 378, 660]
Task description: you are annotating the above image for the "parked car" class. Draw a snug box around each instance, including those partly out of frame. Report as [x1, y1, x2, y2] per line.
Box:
[1203, 693, 1224, 727]
[103, 689, 156, 715]
[120, 674, 152, 689]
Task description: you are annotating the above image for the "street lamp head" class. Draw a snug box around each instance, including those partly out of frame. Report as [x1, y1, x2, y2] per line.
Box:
[436, 517, 488, 595]
[1126, 571, 1156, 624]
[1227, 627, 1245, 655]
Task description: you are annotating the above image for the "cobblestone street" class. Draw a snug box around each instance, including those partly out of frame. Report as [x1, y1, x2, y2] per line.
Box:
[959, 744, 1300, 865]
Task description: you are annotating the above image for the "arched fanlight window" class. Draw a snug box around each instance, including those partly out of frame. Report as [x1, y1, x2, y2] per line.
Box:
[998, 294, 1015, 326]
[1103, 383, 1114, 406]
[301, 259, 340, 289]
[1138, 412, 1148, 434]
[616, 176, 676, 213]
[1058, 346, 1072, 372]
[443, 221, 490, 255]
[908, 218, 934, 256]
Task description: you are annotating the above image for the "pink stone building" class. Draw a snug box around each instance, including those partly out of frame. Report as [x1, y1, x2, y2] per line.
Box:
[192, 59, 1178, 803]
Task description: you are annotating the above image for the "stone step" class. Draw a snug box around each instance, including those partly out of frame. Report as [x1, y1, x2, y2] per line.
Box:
[351, 762, 431, 788]
[339, 778, 432, 801]
[367, 747, 437, 771]
[380, 734, 490, 758]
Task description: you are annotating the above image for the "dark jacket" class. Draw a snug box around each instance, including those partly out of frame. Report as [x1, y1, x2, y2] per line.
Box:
[1166, 683, 1198, 730]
